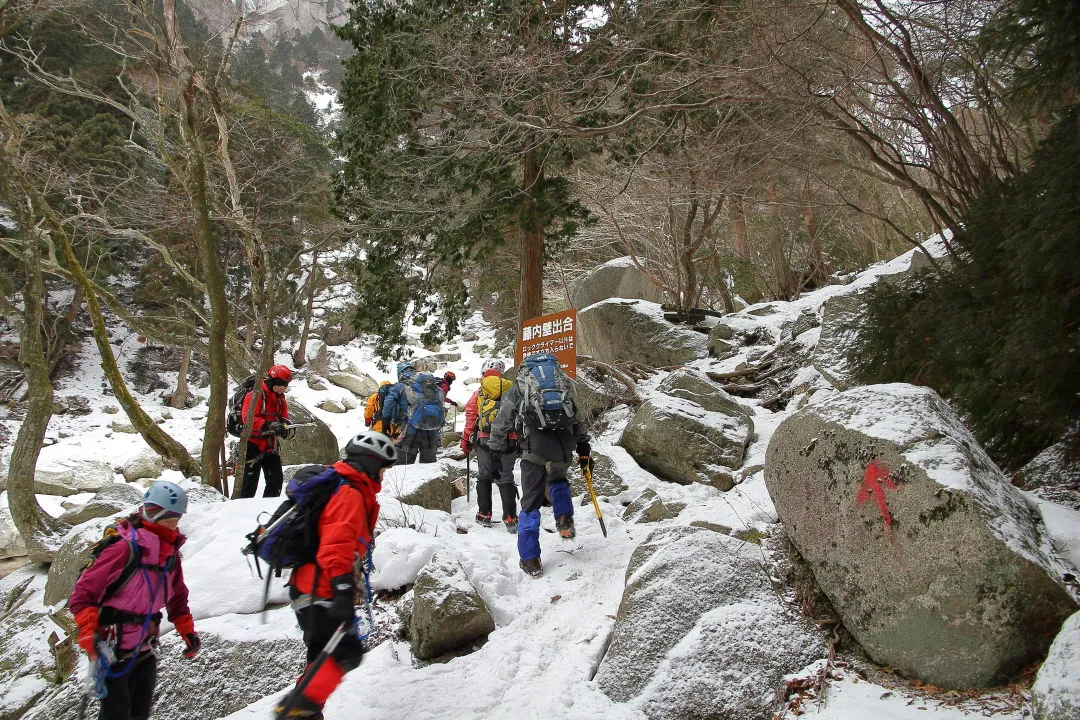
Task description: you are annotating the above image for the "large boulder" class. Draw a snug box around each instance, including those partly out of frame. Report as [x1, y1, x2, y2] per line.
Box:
[42, 517, 117, 607]
[1016, 434, 1080, 510]
[0, 507, 27, 559]
[619, 394, 753, 490]
[658, 368, 752, 417]
[56, 483, 143, 526]
[1031, 610, 1080, 720]
[278, 398, 341, 466]
[32, 459, 114, 497]
[569, 256, 666, 309]
[326, 372, 377, 398]
[764, 383, 1079, 689]
[384, 463, 455, 513]
[121, 449, 164, 483]
[578, 300, 708, 368]
[405, 550, 495, 660]
[595, 526, 823, 720]
[811, 287, 872, 390]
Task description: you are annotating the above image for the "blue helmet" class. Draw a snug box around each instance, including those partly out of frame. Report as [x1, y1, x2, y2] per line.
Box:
[396, 361, 415, 380]
[141, 480, 188, 521]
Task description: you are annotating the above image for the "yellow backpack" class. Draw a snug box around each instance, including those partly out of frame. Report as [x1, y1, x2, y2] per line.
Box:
[476, 376, 512, 433]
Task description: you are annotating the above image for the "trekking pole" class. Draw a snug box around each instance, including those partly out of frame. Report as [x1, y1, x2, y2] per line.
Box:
[466, 450, 472, 503]
[275, 621, 350, 720]
[583, 465, 607, 538]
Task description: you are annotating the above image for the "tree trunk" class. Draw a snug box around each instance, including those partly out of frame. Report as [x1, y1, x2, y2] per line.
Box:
[518, 143, 545, 332]
[57, 230, 200, 477]
[293, 250, 320, 368]
[729, 194, 750, 258]
[9, 233, 68, 561]
[169, 348, 191, 409]
[802, 175, 827, 286]
[767, 181, 795, 300]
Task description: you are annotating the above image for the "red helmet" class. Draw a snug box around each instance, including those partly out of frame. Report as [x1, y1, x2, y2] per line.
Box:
[267, 365, 293, 384]
[444, 371, 456, 381]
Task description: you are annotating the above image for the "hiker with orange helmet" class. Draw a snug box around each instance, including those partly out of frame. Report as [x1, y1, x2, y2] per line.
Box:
[239, 364, 293, 498]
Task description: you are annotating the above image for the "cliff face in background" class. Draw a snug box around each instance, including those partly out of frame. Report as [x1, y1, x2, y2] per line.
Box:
[187, 0, 346, 39]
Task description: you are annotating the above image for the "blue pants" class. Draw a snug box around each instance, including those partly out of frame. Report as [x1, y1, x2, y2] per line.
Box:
[517, 458, 574, 561]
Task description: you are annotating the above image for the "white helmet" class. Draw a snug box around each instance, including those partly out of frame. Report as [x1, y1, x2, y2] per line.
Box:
[141, 480, 188, 521]
[344, 431, 398, 466]
[481, 359, 505, 373]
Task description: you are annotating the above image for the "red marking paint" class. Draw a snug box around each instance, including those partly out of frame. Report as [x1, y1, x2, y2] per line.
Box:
[857, 461, 898, 526]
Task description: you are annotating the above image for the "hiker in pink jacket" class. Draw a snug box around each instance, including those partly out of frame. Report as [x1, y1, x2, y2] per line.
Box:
[69, 481, 200, 720]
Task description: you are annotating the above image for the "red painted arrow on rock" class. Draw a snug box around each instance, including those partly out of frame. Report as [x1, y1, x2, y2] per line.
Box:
[857, 460, 898, 526]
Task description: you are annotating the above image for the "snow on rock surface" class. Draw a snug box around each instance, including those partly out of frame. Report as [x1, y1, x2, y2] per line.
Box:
[406, 549, 495, 660]
[765, 383, 1079, 689]
[569, 256, 665, 310]
[578, 299, 709, 367]
[1032, 609, 1080, 720]
[595, 525, 823, 720]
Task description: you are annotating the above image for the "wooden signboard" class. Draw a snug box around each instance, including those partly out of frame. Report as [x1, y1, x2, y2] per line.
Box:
[515, 309, 578, 378]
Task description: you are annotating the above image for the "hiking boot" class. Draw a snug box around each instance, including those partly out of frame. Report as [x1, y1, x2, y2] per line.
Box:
[503, 515, 518, 534]
[519, 558, 543, 577]
[555, 514, 576, 540]
[475, 512, 493, 528]
[274, 693, 323, 719]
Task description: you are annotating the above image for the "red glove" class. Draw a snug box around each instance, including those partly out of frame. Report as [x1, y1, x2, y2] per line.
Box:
[173, 613, 200, 659]
[74, 607, 100, 659]
[461, 439, 471, 454]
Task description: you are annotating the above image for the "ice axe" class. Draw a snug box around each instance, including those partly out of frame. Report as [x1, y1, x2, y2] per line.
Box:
[583, 464, 607, 538]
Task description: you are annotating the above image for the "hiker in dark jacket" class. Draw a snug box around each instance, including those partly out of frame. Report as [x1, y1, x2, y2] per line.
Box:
[488, 367, 591, 578]
[275, 431, 396, 719]
[239, 364, 293, 498]
[70, 481, 200, 720]
[383, 362, 444, 465]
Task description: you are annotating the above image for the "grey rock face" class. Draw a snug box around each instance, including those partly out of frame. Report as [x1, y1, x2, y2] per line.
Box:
[578, 300, 708, 367]
[619, 395, 752, 490]
[621, 489, 677, 524]
[0, 507, 27, 560]
[57, 483, 143, 526]
[408, 551, 495, 660]
[121, 449, 164, 483]
[569, 257, 665, 310]
[392, 466, 455, 513]
[33, 460, 114, 497]
[278, 399, 341, 466]
[42, 518, 117, 609]
[1032, 610, 1080, 720]
[595, 526, 823, 720]
[810, 288, 872, 390]
[327, 372, 377, 398]
[658, 368, 753, 418]
[764, 383, 1078, 689]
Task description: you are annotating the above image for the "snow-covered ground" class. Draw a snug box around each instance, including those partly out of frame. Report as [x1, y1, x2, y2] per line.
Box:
[4, 239, 1074, 719]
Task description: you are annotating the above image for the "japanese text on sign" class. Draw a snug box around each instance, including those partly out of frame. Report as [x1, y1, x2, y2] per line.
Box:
[516, 309, 577, 378]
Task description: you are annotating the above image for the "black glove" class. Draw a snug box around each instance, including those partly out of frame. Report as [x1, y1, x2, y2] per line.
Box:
[578, 455, 593, 473]
[283, 424, 297, 440]
[181, 632, 201, 659]
[327, 575, 356, 624]
[266, 421, 287, 438]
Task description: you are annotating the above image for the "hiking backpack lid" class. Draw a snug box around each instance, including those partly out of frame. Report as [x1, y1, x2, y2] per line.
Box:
[243, 464, 344, 576]
[518, 354, 577, 432]
[226, 375, 258, 438]
[404, 373, 446, 430]
[476, 376, 512, 433]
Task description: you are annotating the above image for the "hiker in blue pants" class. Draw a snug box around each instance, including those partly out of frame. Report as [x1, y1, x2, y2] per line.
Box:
[488, 354, 591, 578]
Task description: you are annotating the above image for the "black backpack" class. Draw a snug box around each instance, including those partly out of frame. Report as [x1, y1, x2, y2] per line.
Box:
[242, 464, 344, 579]
[226, 376, 257, 438]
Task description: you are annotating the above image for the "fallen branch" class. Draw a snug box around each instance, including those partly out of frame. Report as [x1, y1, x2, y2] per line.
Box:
[707, 362, 771, 382]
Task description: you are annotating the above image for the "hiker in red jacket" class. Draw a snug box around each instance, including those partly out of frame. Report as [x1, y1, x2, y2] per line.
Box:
[70, 481, 200, 720]
[275, 431, 397, 719]
[240, 364, 293, 498]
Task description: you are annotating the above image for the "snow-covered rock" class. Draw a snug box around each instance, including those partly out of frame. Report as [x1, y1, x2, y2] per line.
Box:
[621, 488, 677, 523]
[278, 398, 341, 467]
[1031, 610, 1080, 720]
[326, 372, 377, 398]
[404, 550, 494, 660]
[578, 299, 709, 367]
[0, 567, 68, 720]
[317, 398, 347, 413]
[570, 256, 665, 310]
[620, 393, 752, 490]
[765, 383, 1079, 688]
[32, 459, 115, 497]
[0, 505, 28, 559]
[42, 517, 117, 607]
[595, 526, 823, 720]
[382, 463, 455, 514]
[56, 482, 143, 526]
[121, 448, 164, 483]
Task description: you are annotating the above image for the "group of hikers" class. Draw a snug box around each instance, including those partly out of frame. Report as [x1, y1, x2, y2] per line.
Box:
[70, 352, 592, 719]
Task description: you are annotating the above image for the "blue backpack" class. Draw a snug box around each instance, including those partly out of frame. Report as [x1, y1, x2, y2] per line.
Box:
[243, 464, 344, 578]
[404, 373, 446, 430]
[517, 353, 577, 432]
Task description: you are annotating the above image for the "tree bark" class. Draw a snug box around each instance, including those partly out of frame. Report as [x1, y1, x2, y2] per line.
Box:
[293, 250, 321, 368]
[8, 231, 68, 562]
[519, 143, 545, 331]
[729, 194, 750, 258]
[169, 347, 191, 409]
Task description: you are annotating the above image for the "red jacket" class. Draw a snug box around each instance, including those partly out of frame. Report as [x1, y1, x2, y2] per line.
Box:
[289, 461, 380, 599]
[242, 381, 289, 453]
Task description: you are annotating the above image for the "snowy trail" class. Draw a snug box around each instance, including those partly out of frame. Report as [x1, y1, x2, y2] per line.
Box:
[222, 457, 647, 720]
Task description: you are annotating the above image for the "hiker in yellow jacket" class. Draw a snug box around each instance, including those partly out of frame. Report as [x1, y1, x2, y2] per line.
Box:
[461, 360, 519, 532]
[364, 381, 395, 434]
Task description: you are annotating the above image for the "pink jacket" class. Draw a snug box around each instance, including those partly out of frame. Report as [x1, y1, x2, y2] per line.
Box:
[69, 519, 191, 652]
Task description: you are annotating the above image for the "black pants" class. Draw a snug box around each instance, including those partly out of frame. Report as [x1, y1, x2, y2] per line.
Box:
[397, 430, 439, 464]
[99, 650, 157, 720]
[475, 442, 518, 518]
[240, 442, 283, 497]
